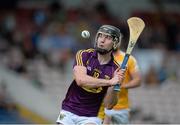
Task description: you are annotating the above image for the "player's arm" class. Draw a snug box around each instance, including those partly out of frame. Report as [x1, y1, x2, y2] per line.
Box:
[103, 86, 119, 109]
[103, 69, 125, 109]
[73, 66, 120, 88]
[121, 57, 141, 89]
[121, 70, 141, 89]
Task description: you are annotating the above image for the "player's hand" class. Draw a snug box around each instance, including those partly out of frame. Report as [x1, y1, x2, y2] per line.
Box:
[109, 68, 125, 86]
[117, 68, 126, 83]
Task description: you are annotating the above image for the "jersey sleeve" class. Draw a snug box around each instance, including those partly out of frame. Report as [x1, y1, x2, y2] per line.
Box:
[128, 56, 140, 74]
[73, 49, 91, 67]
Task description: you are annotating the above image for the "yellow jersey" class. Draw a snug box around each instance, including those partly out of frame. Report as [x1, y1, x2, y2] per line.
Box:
[113, 50, 140, 110]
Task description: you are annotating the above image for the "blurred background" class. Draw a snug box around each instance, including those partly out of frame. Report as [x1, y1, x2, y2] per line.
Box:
[0, 0, 179, 124]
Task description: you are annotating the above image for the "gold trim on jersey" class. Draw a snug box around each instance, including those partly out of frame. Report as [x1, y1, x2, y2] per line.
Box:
[82, 86, 103, 93]
[76, 49, 95, 66]
[86, 48, 94, 52]
[104, 75, 110, 80]
[94, 68, 102, 74]
[76, 50, 83, 66]
[113, 60, 120, 68]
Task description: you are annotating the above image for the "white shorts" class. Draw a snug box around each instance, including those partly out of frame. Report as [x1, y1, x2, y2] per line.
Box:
[56, 110, 102, 125]
[105, 108, 130, 124]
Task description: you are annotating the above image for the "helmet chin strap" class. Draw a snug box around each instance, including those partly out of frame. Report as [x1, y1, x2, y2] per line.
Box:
[95, 47, 113, 55]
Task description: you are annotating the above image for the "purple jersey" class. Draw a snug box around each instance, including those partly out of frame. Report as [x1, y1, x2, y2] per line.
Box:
[62, 48, 119, 117]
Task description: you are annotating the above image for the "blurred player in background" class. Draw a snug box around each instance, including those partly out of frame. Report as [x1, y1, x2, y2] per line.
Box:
[56, 25, 125, 125]
[103, 38, 141, 124]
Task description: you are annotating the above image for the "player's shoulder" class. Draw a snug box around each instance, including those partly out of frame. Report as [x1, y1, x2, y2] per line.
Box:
[76, 48, 95, 57]
[129, 54, 137, 63]
[114, 50, 137, 63]
[77, 48, 95, 54]
[85, 48, 95, 53]
[114, 50, 125, 57]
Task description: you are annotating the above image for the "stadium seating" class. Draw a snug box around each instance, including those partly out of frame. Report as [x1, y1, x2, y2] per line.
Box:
[129, 80, 180, 123]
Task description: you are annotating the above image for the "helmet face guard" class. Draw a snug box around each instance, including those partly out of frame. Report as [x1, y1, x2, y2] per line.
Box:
[95, 25, 122, 54]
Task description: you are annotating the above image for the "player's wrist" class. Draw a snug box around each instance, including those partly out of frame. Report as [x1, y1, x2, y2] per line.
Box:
[108, 79, 114, 86]
[120, 84, 127, 89]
